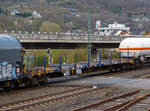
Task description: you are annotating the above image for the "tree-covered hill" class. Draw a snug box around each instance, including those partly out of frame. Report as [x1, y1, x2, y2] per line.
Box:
[0, 0, 150, 33]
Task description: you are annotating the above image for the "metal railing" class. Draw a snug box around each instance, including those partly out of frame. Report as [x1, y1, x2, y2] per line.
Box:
[1, 30, 144, 42]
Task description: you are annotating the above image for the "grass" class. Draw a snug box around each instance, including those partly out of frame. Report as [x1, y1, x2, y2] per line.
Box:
[24, 49, 120, 66]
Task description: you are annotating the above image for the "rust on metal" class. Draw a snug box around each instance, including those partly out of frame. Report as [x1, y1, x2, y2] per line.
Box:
[72, 90, 140, 111]
[101, 99, 133, 111]
[117, 91, 150, 111]
[0, 87, 88, 108]
[146, 107, 150, 111]
[0, 87, 99, 111]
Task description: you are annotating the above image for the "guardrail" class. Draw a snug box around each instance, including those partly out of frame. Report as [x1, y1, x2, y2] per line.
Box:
[1, 30, 144, 41]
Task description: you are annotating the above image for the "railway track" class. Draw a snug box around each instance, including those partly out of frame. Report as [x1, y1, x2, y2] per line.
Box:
[0, 84, 52, 96]
[0, 86, 100, 111]
[72, 89, 150, 111]
[132, 72, 150, 78]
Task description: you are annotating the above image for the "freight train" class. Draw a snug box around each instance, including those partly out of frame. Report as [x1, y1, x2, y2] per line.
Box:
[0, 35, 150, 89]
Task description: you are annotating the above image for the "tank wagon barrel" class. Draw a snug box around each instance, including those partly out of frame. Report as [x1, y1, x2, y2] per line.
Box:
[119, 38, 150, 58]
[0, 34, 24, 89]
[119, 38, 150, 64]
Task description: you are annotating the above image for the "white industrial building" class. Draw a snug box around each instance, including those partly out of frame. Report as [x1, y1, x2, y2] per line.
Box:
[96, 21, 133, 36]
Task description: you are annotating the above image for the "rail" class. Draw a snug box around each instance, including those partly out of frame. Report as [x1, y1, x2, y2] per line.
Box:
[72, 89, 140, 111]
[72, 89, 150, 111]
[0, 86, 100, 111]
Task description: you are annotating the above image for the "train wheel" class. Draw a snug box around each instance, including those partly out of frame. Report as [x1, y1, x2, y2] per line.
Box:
[39, 77, 48, 85]
[25, 78, 39, 87]
[3, 81, 15, 90]
[31, 78, 40, 87]
[14, 80, 20, 88]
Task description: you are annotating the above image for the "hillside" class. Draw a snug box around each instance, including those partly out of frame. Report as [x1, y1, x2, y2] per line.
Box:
[0, 0, 150, 33]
